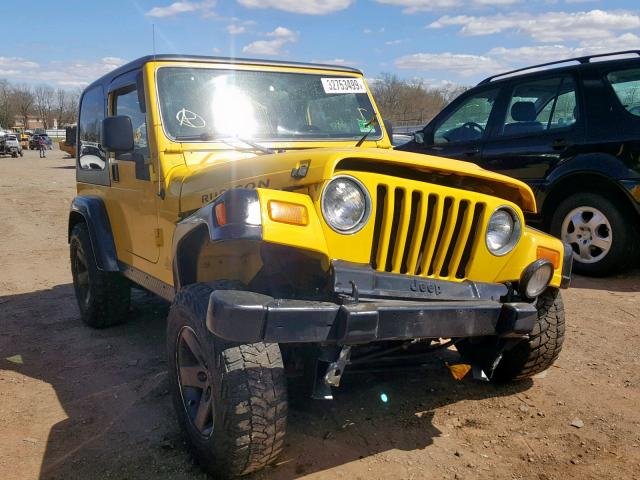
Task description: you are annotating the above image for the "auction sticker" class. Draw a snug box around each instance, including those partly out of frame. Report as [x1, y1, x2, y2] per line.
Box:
[321, 77, 367, 94]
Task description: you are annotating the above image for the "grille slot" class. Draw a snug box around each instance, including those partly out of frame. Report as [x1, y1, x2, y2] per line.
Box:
[371, 185, 484, 281]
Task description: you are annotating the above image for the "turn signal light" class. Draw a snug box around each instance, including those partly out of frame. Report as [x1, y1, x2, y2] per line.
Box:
[214, 202, 227, 226]
[268, 200, 308, 226]
[537, 246, 560, 269]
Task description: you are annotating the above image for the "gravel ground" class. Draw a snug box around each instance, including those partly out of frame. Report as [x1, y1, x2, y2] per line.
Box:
[1, 148, 639, 480]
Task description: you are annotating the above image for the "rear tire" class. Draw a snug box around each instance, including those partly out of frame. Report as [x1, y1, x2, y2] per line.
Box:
[167, 283, 287, 478]
[550, 192, 634, 276]
[69, 223, 130, 328]
[457, 288, 565, 382]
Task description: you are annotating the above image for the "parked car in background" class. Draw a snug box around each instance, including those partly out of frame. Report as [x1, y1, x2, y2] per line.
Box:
[0, 133, 23, 157]
[398, 50, 640, 276]
[29, 133, 53, 150]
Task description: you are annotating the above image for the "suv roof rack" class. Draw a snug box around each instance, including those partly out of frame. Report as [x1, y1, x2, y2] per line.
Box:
[477, 50, 640, 85]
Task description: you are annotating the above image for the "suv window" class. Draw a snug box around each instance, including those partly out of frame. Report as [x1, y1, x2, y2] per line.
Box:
[434, 89, 498, 144]
[114, 87, 148, 160]
[78, 86, 106, 170]
[499, 76, 577, 137]
[607, 68, 640, 117]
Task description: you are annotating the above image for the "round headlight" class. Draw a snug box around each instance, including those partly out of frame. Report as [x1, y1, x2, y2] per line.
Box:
[521, 259, 554, 299]
[486, 206, 521, 256]
[321, 176, 371, 233]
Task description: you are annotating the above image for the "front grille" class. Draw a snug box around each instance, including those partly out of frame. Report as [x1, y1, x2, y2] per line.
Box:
[371, 184, 485, 280]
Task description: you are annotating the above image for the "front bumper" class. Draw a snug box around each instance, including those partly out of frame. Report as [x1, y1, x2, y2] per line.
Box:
[206, 290, 537, 344]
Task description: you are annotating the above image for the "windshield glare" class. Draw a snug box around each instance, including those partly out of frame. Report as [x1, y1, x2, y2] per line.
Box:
[156, 67, 382, 142]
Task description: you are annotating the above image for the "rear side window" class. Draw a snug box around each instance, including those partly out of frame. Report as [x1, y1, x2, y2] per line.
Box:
[78, 86, 106, 170]
[499, 76, 577, 137]
[607, 68, 640, 117]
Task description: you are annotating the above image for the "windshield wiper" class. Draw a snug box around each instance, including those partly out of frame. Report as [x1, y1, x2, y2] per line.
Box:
[355, 116, 378, 147]
[173, 132, 275, 154]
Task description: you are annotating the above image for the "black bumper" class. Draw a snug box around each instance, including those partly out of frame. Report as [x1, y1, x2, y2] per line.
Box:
[206, 290, 538, 344]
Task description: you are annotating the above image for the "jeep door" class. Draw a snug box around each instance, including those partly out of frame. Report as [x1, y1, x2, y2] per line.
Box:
[481, 73, 585, 191]
[398, 87, 500, 162]
[105, 72, 160, 264]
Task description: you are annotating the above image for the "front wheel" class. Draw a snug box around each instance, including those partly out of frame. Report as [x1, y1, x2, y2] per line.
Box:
[550, 193, 634, 276]
[167, 283, 288, 478]
[457, 289, 565, 382]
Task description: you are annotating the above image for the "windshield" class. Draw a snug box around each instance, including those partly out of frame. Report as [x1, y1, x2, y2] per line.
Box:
[156, 67, 382, 142]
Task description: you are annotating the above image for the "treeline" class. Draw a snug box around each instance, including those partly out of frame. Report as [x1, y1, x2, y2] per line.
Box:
[370, 73, 467, 128]
[0, 79, 80, 130]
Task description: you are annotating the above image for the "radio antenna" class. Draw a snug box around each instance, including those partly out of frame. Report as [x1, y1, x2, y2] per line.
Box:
[152, 24, 156, 56]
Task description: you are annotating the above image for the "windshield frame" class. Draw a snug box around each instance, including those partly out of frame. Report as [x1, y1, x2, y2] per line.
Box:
[154, 64, 383, 145]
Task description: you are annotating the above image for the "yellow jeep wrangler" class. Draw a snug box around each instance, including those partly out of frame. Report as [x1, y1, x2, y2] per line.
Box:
[68, 55, 571, 477]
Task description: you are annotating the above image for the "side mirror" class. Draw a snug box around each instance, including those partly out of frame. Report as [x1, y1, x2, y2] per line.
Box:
[383, 119, 393, 144]
[102, 116, 134, 153]
[413, 131, 424, 144]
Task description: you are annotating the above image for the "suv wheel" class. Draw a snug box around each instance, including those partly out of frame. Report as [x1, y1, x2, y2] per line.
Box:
[550, 193, 634, 276]
[457, 288, 565, 382]
[167, 283, 287, 478]
[69, 223, 131, 328]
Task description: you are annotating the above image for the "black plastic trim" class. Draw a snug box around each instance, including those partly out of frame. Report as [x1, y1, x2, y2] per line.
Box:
[172, 189, 262, 289]
[560, 242, 573, 289]
[331, 260, 508, 302]
[206, 289, 538, 344]
[68, 196, 119, 272]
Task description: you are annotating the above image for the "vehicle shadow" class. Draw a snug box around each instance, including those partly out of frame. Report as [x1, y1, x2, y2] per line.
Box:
[0, 284, 531, 480]
[569, 269, 640, 293]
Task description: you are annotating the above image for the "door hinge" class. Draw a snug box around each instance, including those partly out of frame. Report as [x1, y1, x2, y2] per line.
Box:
[154, 228, 163, 247]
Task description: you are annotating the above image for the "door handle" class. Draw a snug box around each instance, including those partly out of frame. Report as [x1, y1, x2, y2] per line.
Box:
[463, 147, 480, 157]
[551, 139, 568, 150]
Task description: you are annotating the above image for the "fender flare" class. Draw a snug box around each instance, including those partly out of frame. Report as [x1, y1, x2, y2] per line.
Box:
[68, 196, 119, 272]
[172, 189, 262, 289]
[540, 152, 640, 217]
[547, 152, 634, 185]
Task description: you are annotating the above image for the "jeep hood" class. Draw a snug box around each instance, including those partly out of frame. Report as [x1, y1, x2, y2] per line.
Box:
[177, 147, 536, 214]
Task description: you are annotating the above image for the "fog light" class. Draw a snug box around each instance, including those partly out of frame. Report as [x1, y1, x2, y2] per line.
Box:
[520, 259, 554, 299]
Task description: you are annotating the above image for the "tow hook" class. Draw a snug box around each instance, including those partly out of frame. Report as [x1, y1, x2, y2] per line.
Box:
[324, 345, 351, 387]
[311, 345, 352, 400]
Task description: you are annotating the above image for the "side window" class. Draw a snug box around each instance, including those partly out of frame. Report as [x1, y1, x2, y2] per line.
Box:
[434, 89, 498, 144]
[499, 76, 577, 137]
[114, 87, 148, 160]
[78, 86, 106, 170]
[606, 68, 640, 117]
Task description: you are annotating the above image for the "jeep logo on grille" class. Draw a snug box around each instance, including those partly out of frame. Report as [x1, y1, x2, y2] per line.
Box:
[409, 279, 442, 295]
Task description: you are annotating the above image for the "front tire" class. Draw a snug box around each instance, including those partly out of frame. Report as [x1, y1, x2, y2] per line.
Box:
[550, 192, 634, 276]
[457, 289, 565, 382]
[167, 283, 288, 478]
[69, 223, 130, 328]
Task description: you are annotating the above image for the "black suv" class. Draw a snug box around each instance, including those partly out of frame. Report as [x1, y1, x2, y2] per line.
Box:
[398, 50, 640, 276]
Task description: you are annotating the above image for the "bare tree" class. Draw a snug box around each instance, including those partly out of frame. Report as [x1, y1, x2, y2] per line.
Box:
[371, 73, 468, 128]
[0, 79, 15, 129]
[12, 84, 34, 130]
[34, 85, 55, 129]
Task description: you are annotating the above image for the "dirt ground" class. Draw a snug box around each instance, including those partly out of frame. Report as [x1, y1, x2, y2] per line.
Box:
[1, 148, 639, 480]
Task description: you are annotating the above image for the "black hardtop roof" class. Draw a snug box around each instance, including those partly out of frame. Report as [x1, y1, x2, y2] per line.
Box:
[85, 54, 363, 92]
[477, 50, 640, 86]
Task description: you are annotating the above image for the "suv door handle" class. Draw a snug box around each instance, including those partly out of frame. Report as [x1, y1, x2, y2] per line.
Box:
[463, 147, 480, 157]
[551, 139, 568, 150]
